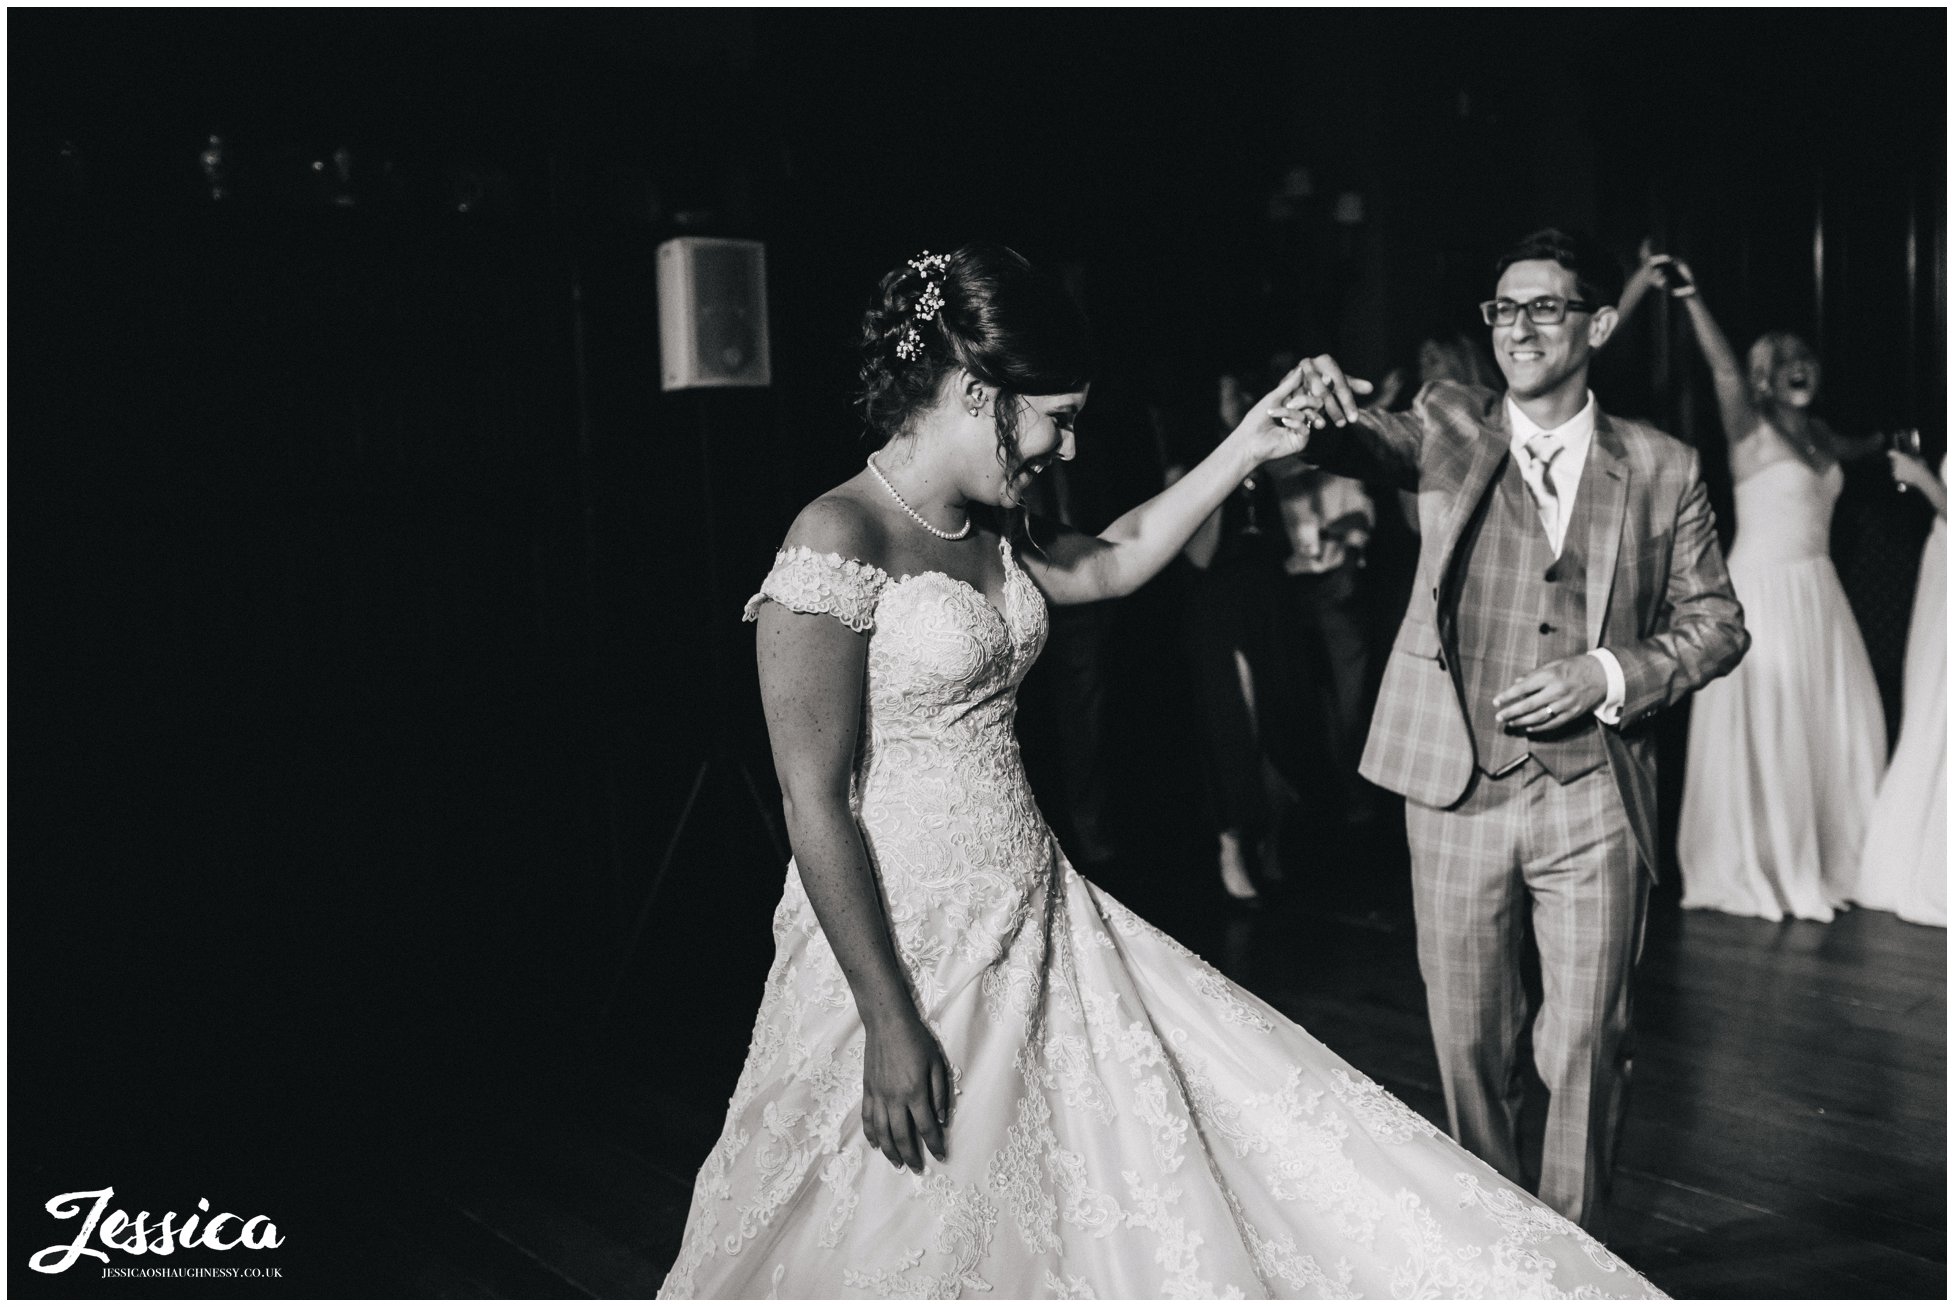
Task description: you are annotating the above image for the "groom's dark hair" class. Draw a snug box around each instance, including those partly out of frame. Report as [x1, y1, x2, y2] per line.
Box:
[1494, 228, 1625, 308]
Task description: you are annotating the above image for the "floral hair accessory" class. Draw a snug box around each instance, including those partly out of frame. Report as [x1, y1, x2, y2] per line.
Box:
[895, 251, 952, 362]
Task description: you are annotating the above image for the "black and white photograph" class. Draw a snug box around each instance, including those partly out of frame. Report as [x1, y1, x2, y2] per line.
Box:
[10, 6, 1947, 1300]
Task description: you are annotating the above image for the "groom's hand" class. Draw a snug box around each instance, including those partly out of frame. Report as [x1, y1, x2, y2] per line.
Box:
[1494, 656, 1607, 733]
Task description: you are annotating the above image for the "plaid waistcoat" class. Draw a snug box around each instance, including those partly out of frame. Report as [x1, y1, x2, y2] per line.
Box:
[1450, 453, 1607, 782]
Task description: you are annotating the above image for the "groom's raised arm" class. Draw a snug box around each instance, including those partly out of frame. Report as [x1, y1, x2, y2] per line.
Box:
[1609, 447, 1749, 727]
[1285, 357, 1449, 490]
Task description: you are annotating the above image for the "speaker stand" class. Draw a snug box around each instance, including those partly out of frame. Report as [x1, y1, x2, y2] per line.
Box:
[602, 738, 785, 1021]
[600, 384, 787, 1028]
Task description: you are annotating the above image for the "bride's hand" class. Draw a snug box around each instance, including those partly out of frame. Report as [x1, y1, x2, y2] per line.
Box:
[861, 1010, 951, 1172]
[1232, 359, 1318, 463]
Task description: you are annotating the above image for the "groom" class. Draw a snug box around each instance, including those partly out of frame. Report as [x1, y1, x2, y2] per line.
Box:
[1290, 229, 1747, 1235]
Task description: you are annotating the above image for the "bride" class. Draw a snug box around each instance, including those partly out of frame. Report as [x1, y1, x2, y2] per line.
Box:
[657, 244, 1664, 1299]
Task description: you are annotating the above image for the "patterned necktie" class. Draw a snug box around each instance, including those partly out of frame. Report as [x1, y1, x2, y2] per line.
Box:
[1523, 433, 1564, 549]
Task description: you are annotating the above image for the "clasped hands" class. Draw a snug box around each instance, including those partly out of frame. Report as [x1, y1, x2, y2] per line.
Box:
[1265, 354, 1375, 434]
[1634, 239, 1697, 299]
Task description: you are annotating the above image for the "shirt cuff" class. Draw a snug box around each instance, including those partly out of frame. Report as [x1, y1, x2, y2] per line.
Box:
[1588, 648, 1626, 725]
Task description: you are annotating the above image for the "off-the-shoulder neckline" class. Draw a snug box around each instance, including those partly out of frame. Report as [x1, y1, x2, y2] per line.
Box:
[771, 538, 1021, 629]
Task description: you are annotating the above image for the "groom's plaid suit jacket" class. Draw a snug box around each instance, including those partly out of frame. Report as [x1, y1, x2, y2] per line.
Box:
[1310, 381, 1749, 878]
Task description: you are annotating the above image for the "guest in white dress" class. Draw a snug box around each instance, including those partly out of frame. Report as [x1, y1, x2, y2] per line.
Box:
[657, 244, 1665, 1299]
[1634, 252, 1886, 921]
[1849, 452, 1946, 926]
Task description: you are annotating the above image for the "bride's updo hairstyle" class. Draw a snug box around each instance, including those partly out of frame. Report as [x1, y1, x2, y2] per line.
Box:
[858, 242, 1094, 500]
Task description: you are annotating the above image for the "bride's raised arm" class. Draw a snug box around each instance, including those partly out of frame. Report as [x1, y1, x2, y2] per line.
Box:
[1018, 361, 1321, 605]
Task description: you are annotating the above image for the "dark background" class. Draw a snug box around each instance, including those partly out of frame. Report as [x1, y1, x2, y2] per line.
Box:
[10, 9, 1944, 1296]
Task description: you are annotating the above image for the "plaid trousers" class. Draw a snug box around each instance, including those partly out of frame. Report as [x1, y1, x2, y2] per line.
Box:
[1405, 758, 1648, 1237]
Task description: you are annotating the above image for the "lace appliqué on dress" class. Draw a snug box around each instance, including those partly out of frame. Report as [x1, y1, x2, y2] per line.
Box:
[1326, 1068, 1441, 1144]
[743, 545, 891, 633]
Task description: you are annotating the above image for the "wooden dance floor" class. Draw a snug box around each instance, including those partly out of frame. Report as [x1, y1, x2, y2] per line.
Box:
[1256, 889, 1948, 1300]
[357, 847, 1946, 1300]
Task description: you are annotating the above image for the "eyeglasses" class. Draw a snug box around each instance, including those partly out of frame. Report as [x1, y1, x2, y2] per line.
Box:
[1479, 296, 1600, 327]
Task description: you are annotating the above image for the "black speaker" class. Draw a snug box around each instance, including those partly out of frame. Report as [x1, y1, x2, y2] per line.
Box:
[656, 236, 772, 390]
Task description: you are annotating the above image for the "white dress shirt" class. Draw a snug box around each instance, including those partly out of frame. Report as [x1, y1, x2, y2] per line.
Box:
[1504, 391, 1626, 725]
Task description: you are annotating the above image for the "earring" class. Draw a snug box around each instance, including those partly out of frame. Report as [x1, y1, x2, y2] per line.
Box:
[969, 403, 983, 417]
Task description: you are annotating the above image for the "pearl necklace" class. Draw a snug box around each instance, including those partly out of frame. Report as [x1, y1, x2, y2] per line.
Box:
[866, 455, 971, 540]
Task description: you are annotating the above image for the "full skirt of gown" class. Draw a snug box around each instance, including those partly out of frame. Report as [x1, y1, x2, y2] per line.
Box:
[1849, 512, 1946, 926]
[659, 541, 1664, 1299]
[660, 853, 1660, 1299]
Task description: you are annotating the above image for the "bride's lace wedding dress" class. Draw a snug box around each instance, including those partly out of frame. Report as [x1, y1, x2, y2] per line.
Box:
[657, 539, 1664, 1299]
